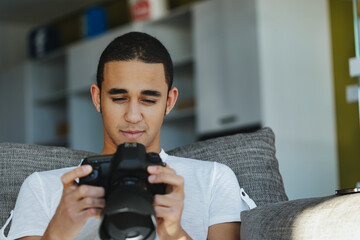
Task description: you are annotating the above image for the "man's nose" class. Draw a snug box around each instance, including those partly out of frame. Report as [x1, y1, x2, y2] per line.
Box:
[124, 100, 143, 123]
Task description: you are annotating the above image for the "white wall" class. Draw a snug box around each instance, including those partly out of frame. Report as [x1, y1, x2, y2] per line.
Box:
[256, 0, 338, 200]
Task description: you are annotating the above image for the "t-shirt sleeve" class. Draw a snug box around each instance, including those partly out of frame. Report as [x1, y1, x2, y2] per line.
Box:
[7, 173, 51, 239]
[208, 162, 250, 226]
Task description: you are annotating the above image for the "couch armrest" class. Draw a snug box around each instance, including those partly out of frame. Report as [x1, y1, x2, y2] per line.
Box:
[241, 194, 360, 240]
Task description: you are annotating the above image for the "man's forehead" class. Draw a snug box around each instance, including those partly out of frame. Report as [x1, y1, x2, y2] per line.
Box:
[102, 60, 168, 93]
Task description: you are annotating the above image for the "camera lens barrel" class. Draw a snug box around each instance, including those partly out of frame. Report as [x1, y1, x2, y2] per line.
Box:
[79, 143, 165, 240]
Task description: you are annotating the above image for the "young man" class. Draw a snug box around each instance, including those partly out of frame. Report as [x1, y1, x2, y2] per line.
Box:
[5, 32, 250, 240]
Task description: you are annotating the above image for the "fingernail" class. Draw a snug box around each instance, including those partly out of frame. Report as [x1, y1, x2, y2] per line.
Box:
[148, 166, 157, 172]
[83, 165, 92, 172]
[149, 175, 156, 182]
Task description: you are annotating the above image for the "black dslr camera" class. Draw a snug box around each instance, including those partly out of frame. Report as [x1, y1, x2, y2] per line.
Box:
[79, 142, 165, 240]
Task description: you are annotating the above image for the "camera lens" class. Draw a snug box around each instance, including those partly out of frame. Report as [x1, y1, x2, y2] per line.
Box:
[126, 231, 139, 238]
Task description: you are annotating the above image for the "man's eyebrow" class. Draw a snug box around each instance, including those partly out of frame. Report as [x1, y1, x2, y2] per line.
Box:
[141, 90, 162, 97]
[108, 88, 128, 94]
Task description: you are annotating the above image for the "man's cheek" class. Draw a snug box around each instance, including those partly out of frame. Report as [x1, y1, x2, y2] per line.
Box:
[146, 107, 165, 117]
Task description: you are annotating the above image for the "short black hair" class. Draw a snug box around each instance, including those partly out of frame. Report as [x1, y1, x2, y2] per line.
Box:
[96, 32, 173, 92]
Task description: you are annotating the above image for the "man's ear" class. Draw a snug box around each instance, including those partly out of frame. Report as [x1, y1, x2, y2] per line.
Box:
[90, 84, 101, 113]
[165, 87, 178, 115]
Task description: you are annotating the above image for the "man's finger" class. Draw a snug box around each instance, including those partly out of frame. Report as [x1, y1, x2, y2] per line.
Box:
[61, 165, 92, 186]
[79, 197, 106, 209]
[149, 172, 184, 188]
[148, 165, 175, 175]
[73, 185, 105, 199]
[80, 207, 103, 220]
[154, 206, 174, 219]
[153, 194, 183, 208]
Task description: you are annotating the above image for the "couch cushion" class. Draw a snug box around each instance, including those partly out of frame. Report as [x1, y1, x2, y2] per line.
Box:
[241, 194, 360, 240]
[0, 127, 287, 228]
[168, 127, 288, 206]
[0, 143, 95, 227]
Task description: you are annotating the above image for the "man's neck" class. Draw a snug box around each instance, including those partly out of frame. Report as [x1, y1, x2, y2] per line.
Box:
[101, 144, 161, 155]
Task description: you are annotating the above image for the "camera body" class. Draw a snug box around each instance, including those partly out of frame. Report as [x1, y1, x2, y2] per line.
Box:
[79, 143, 165, 196]
[79, 154, 112, 191]
[79, 142, 165, 240]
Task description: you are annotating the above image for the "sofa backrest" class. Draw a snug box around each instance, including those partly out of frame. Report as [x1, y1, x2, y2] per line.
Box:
[0, 127, 288, 227]
[168, 127, 288, 206]
[0, 143, 94, 227]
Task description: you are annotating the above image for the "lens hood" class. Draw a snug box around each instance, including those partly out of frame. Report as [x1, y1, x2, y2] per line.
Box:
[100, 185, 157, 240]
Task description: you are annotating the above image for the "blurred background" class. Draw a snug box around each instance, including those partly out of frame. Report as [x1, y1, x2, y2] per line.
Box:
[0, 0, 359, 201]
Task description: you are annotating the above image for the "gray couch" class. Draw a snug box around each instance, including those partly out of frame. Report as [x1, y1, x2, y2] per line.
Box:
[1, 127, 359, 239]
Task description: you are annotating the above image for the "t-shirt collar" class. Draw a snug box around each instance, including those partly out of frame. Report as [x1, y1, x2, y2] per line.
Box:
[159, 149, 168, 163]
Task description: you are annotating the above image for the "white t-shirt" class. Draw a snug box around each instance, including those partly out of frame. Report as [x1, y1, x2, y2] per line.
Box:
[3, 150, 253, 240]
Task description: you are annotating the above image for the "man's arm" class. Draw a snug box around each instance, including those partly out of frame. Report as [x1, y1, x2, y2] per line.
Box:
[148, 164, 242, 240]
[207, 222, 241, 240]
[205, 163, 245, 240]
[15, 165, 105, 240]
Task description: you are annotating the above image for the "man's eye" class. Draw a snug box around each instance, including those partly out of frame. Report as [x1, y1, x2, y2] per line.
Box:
[142, 99, 156, 104]
[112, 98, 126, 102]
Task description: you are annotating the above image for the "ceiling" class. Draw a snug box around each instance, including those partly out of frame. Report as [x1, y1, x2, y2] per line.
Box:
[0, 0, 108, 24]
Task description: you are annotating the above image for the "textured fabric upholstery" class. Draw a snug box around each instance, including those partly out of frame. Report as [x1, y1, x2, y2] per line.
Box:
[1, 127, 287, 228]
[0, 143, 95, 226]
[168, 127, 288, 206]
[2, 128, 358, 239]
[241, 193, 360, 240]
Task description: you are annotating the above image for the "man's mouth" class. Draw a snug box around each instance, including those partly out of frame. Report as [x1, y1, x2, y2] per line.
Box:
[121, 130, 144, 140]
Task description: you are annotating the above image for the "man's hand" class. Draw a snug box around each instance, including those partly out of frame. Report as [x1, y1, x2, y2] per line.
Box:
[42, 165, 105, 240]
[148, 164, 192, 240]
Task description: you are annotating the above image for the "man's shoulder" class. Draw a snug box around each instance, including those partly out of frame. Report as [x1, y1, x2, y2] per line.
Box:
[165, 154, 221, 178]
[36, 166, 77, 177]
[165, 153, 237, 181]
[166, 154, 214, 167]
[25, 166, 77, 186]
[166, 154, 232, 171]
